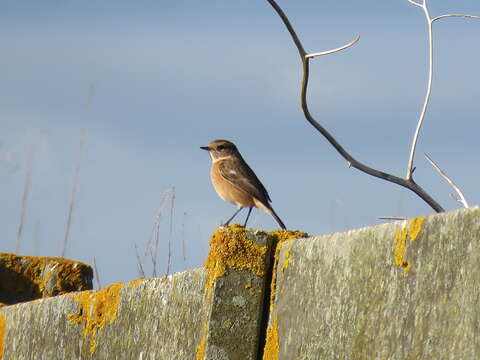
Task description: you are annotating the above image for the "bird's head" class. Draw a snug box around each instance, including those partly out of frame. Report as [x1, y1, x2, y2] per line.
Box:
[200, 139, 239, 161]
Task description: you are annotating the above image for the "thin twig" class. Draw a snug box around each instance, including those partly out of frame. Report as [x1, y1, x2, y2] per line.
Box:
[405, 2, 480, 179]
[378, 216, 408, 221]
[61, 83, 95, 257]
[405, 1, 433, 180]
[423, 152, 469, 208]
[266, 0, 444, 213]
[306, 35, 360, 59]
[406, 0, 422, 8]
[432, 14, 480, 23]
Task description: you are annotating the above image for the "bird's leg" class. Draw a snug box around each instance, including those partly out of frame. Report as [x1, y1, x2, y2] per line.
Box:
[224, 207, 244, 226]
[243, 207, 253, 228]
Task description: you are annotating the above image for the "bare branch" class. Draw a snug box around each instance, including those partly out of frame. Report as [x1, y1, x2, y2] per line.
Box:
[432, 14, 480, 23]
[424, 153, 469, 208]
[405, 1, 432, 180]
[266, 0, 306, 57]
[306, 35, 360, 59]
[266, 0, 444, 213]
[405, 2, 480, 180]
[406, 0, 423, 8]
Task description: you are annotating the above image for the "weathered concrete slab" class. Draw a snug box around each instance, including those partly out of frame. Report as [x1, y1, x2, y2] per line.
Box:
[264, 207, 480, 360]
[0, 226, 279, 360]
[197, 225, 275, 360]
[0, 253, 93, 306]
[0, 270, 206, 359]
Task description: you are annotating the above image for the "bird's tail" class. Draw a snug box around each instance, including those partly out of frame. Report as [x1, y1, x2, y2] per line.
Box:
[254, 199, 287, 230]
[268, 206, 287, 230]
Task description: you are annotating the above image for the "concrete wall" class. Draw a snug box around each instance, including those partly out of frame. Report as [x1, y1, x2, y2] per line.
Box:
[1, 207, 479, 359]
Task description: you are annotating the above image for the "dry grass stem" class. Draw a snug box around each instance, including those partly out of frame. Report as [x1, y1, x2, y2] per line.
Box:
[61, 83, 95, 257]
[93, 256, 102, 289]
[15, 138, 38, 253]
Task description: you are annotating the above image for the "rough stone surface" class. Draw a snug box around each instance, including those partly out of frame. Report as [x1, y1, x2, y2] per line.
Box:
[0, 253, 93, 306]
[200, 227, 275, 360]
[0, 270, 206, 359]
[268, 207, 480, 360]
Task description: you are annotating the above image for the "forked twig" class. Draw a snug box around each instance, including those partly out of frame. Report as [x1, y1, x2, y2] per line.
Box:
[266, 0, 444, 212]
[405, 0, 480, 180]
[423, 153, 469, 208]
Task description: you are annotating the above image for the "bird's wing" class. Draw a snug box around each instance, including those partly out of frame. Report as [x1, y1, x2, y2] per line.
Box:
[218, 156, 272, 205]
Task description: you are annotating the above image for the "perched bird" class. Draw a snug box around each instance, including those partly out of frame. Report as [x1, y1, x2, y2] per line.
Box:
[201, 139, 286, 229]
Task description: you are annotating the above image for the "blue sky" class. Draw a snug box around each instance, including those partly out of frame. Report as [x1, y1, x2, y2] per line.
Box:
[1, 1, 479, 287]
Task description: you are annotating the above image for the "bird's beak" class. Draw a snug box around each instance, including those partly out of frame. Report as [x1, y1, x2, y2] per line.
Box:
[200, 146, 210, 151]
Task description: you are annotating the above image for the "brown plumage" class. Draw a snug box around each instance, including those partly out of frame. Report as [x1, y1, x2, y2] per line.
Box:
[201, 139, 286, 229]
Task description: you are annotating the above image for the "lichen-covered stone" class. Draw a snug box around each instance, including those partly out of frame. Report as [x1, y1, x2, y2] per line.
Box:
[0, 253, 93, 305]
[0, 272, 206, 359]
[269, 207, 480, 359]
[198, 225, 275, 360]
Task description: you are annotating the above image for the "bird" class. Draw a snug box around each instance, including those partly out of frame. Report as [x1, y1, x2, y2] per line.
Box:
[200, 139, 286, 230]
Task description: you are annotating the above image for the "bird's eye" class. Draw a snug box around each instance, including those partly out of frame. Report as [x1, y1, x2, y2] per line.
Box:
[217, 145, 225, 151]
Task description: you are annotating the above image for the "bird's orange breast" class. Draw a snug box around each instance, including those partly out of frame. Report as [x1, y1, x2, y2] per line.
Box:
[210, 162, 255, 208]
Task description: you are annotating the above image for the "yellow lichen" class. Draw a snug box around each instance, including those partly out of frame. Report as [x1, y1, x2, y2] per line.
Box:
[195, 321, 207, 360]
[204, 225, 268, 297]
[393, 216, 426, 276]
[0, 313, 5, 358]
[394, 228, 410, 275]
[267, 230, 308, 313]
[0, 253, 92, 301]
[281, 247, 292, 272]
[67, 282, 123, 354]
[263, 315, 279, 360]
[127, 277, 146, 288]
[409, 216, 426, 241]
